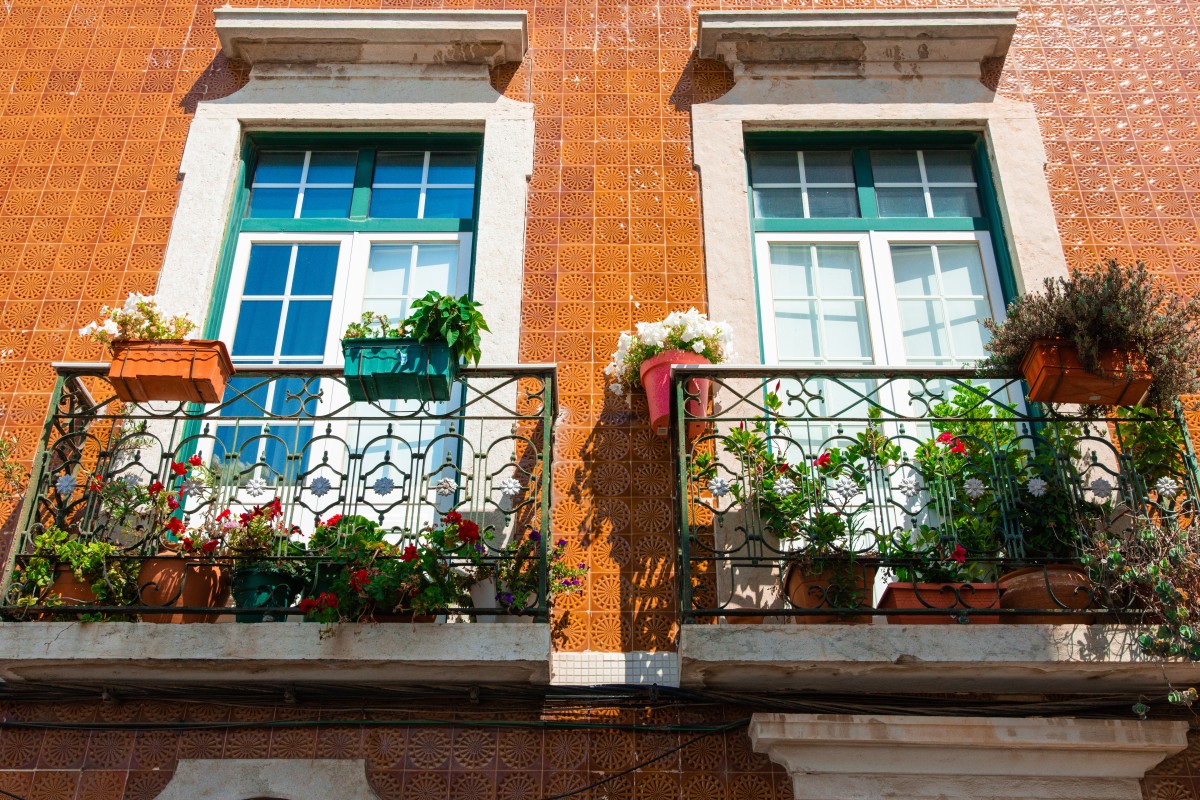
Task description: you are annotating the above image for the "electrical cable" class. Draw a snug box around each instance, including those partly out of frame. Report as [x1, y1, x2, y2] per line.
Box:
[0, 788, 26, 800]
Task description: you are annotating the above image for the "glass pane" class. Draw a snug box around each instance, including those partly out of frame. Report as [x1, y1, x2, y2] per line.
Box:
[753, 188, 804, 218]
[214, 424, 265, 474]
[922, 150, 976, 183]
[815, 246, 864, 296]
[769, 244, 815, 297]
[411, 244, 457, 296]
[248, 187, 298, 219]
[822, 300, 872, 360]
[930, 186, 982, 217]
[291, 244, 339, 295]
[428, 152, 477, 184]
[423, 188, 475, 219]
[370, 188, 421, 218]
[270, 378, 320, 416]
[243, 244, 291, 295]
[220, 377, 270, 417]
[374, 152, 424, 184]
[366, 244, 414, 297]
[870, 150, 921, 183]
[306, 151, 357, 184]
[299, 188, 352, 218]
[363, 298, 407, 324]
[807, 188, 859, 218]
[232, 300, 283, 357]
[890, 245, 938, 296]
[774, 300, 819, 361]
[749, 151, 800, 184]
[946, 299, 992, 359]
[876, 186, 927, 217]
[281, 300, 331, 357]
[254, 152, 304, 184]
[937, 244, 988, 295]
[899, 300, 950, 361]
[803, 151, 854, 183]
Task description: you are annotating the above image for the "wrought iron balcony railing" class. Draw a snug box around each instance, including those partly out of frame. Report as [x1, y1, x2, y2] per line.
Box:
[1, 362, 556, 622]
[673, 365, 1200, 623]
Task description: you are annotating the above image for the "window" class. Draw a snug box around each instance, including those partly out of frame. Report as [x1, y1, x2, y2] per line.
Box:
[748, 136, 1008, 371]
[209, 135, 481, 515]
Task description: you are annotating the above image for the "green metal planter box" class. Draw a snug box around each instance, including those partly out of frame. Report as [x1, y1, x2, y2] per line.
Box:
[342, 338, 457, 402]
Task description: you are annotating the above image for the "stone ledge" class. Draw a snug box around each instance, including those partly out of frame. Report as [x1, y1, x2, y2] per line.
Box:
[214, 8, 528, 67]
[0, 622, 550, 685]
[680, 624, 1200, 693]
[697, 8, 1018, 79]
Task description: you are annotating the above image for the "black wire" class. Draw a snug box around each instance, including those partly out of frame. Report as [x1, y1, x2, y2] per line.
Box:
[539, 719, 747, 800]
[0, 788, 26, 800]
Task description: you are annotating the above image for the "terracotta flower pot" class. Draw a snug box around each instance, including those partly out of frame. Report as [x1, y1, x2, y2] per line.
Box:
[108, 339, 234, 404]
[877, 582, 1000, 625]
[783, 560, 877, 624]
[137, 553, 231, 624]
[48, 565, 96, 605]
[999, 565, 1095, 624]
[639, 349, 712, 437]
[1019, 339, 1150, 406]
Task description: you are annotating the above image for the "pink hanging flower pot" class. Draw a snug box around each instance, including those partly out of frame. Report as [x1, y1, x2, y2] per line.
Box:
[639, 349, 712, 437]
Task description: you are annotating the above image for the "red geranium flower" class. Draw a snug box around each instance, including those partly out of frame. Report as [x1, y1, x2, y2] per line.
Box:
[298, 598, 317, 614]
[171, 461, 188, 476]
[400, 545, 419, 562]
[814, 452, 832, 468]
[165, 517, 185, 535]
[167, 495, 180, 511]
[457, 519, 480, 543]
[216, 509, 231, 522]
[148, 481, 164, 496]
[443, 511, 463, 525]
[201, 539, 219, 554]
[188, 453, 203, 467]
[350, 569, 372, 591]
[322, 514, 343, 529]
[181, 536, 194, 550]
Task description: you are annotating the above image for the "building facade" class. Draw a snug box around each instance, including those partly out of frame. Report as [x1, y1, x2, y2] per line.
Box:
[0, 0, 1197, 798]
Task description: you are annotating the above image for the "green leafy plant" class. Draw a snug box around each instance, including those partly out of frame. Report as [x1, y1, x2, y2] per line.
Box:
[0, 434, 28, 505]
[491, 530, 586, 615]
[343, 311, 404, 340]
[222, 498, 308, 579]
[344, 293, 490, 367]
[78, 293, 197, 351]
[13, 527, 139, 620]
[979, 260, 1200, 407]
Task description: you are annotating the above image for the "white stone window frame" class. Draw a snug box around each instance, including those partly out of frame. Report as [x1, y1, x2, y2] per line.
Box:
[693, 8, 1068, 362]
[155, 9, 534, 366]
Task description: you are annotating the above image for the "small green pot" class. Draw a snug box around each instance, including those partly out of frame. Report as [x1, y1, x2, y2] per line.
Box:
[342, 337, 457, 402]
[231, 566, 303, 623]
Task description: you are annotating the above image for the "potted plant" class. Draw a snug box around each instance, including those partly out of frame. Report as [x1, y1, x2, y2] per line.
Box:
[13, 526, 140, 620]
[877, 526, 1001, 624]
[604, 307, 733, 436]
[488, 530, 586, 620]
[342, 292, 488, 403]
[80, 293, 234, 404]
[980, 261, 1200, 407]
[222, 498, 307, 622]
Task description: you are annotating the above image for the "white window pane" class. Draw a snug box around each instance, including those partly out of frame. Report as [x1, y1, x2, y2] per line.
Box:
[769, 244, 815, 297]
[365, 244, 414, 297]
[802, 151, 854, 183]
[871, 150, 921, 182]
[930, 187, 982, 217]
[891, 245, 938, 296]
[411, 244, 457, 296]
[876, 187, 927, 217]
[754, 188, 804, 218]
[822, 300, 872, 361]
[774, 300, 819, 361]
[922, 150, 976, 183]
[749, 151, 801, 184]
[807, 188, 859, 218]
[899, 299, 950, 361]
[946, 299, 992, 360]
[814, 245, 864, 296]
[936, 244, 989, 296]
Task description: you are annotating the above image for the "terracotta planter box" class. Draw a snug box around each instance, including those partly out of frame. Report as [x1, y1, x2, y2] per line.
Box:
[108, 339, 234, 404]
[783, 560, 877, 624]
[999, 564, 1095, 624]
[137, 555, 231, 624]
[639, 349, 712, 437]
[878, 582, 1000, 624]
[1019, 339, 1150, 406]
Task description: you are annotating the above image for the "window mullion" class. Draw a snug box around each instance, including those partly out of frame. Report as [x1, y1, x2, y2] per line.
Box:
[349, 148, 374, 221]
[294, 151, 311, 219]
[853, 148, 877, 219]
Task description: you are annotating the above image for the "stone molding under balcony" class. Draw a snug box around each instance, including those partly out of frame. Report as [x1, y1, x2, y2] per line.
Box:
[214, 8, 529, 67]
[0, 622, 550, 685]
[680, 624, 1200, 694]
[696, 8, 1019, 80]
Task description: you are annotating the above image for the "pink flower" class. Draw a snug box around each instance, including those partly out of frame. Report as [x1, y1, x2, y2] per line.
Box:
[950, 545, 967, 564]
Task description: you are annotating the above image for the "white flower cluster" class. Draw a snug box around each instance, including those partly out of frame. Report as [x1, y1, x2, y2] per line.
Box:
[78, 293, 196, 346]
[603, 308, 733, 396]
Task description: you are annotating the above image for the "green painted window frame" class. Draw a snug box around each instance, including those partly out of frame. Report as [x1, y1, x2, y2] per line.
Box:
[745, 131, 1016, 305]
[203, 132, 484, 339]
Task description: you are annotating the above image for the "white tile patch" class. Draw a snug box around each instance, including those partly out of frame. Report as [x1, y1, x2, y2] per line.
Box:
[551, 651, 681, 686]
